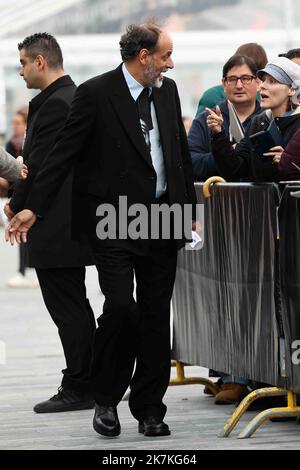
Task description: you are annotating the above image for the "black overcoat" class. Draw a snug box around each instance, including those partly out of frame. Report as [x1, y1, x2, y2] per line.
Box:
[10, 75, 94, 268]
[25, 65, 197, 253]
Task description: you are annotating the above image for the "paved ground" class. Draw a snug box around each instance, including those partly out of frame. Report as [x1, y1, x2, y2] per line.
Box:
[0, 226, 299, 450]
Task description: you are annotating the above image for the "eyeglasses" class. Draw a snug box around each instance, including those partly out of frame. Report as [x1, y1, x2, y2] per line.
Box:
[224, 75, 256, 86]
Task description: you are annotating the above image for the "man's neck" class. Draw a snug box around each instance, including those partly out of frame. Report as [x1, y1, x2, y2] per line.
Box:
[124, 62, 147, 87]
[233, 101, 256, 122]
[40, 70, 66, 90]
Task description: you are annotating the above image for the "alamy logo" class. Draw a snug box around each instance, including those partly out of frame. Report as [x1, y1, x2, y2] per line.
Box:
[95, 196, 204, 250]
[291, 340, 300, 365]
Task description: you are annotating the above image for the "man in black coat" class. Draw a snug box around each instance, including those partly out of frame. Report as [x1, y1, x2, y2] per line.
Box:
[5, 33, 96, 413]
[6, 24, 197, 437]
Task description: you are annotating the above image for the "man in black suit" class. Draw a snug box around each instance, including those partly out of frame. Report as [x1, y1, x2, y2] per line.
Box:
[6, 24, 197, 437]
[5, 33, 96, 413]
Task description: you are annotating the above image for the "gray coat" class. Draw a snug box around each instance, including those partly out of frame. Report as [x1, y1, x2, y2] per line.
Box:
[0, 147, 21, 181]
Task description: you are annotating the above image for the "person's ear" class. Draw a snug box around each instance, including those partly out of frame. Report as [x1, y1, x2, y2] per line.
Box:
[139, 48, 150, 65]
[289, 88, 296, 97]
[35, 54, 46, 70]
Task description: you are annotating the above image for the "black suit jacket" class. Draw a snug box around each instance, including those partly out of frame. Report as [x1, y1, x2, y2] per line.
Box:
[25, 65, 197, 253]
[10, 75, 94, 268]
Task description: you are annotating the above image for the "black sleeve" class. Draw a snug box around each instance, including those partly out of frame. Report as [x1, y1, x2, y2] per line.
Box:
[211, 130, 251, 180]
[212, 130, 279, 182]
[24, 83, 97, 217]
[10, 97, 71, 214]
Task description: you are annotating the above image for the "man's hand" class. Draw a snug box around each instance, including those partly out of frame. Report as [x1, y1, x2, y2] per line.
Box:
[3, 199, 15, 221]
[5, 209, 37, 245]
[16, 156, 28, 180]
[263, 146, 284, 164]
[206, 106, 224, 134]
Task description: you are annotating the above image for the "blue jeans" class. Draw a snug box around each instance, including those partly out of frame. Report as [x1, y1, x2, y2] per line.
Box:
[219, 373, 248, 385]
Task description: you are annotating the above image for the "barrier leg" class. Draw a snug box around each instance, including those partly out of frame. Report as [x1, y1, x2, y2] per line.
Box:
[238, 390, 300, 439]
[220, 387, 287, 437]
[169, 361, 219, 396]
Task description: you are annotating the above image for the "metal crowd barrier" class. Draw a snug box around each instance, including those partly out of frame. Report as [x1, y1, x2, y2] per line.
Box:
[171, 181, 300, 438]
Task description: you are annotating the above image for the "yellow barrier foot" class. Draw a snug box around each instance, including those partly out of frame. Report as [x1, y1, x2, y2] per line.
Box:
[169, 361, 219, 396]
[238, 407, 300, 439]
[219, 387, 287, 438]
[238, 390, 300, 439]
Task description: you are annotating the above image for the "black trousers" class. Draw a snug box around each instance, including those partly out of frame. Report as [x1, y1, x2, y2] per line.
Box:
[36, 267, 96, 393]
[90, 240, 177, 422]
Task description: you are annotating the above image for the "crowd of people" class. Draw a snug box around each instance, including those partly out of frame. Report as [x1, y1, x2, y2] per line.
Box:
[189, 44, 300, 406]
[1, 24, 300, 438]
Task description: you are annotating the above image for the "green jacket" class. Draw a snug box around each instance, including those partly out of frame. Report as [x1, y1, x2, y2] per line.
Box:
[196, 85, 225, 116]
[196, 84, 261, 117]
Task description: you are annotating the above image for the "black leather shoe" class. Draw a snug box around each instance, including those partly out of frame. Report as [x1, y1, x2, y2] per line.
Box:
[33, 386, 95, 413]
[93, 404, 121, 437]
[138, 417, 171, 437]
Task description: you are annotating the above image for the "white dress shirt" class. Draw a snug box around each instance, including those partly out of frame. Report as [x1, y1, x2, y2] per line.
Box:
[122, 63, 167, 198]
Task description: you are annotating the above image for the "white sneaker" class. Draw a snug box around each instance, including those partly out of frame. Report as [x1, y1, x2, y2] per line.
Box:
[6, 273, 39, 288]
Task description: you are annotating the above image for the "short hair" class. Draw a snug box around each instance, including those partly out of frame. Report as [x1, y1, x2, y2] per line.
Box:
[279, 48, 300, 60]
[18, 33, 63, 69]
[235, 43, 268, 70]
[119, 23, 162, 62]
[222, 55, 258, 78]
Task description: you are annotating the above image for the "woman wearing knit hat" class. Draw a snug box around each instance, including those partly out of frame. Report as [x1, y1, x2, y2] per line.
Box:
[206, 56, 300, 181]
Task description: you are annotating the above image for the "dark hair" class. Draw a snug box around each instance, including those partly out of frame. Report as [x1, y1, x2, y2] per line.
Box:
[235, 43, 268, 70]
[15, 106, 28, 124]
[222, 55, 258, 78]
[18, 33, 63, 69]
[279, 48, 300, 60]
[119, 23, 162, 62]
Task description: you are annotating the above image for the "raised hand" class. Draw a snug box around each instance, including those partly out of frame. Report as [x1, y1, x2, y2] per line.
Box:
[206, 105, 224, 134]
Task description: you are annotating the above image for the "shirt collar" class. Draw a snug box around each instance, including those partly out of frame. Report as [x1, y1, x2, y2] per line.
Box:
[122, 63, 152, 101]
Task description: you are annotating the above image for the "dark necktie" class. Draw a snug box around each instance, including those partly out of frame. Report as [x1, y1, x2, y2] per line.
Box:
[136, 87, 153, 132]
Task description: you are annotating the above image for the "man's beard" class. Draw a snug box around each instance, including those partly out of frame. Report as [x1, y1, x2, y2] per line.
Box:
[144, 62, 165, 88]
